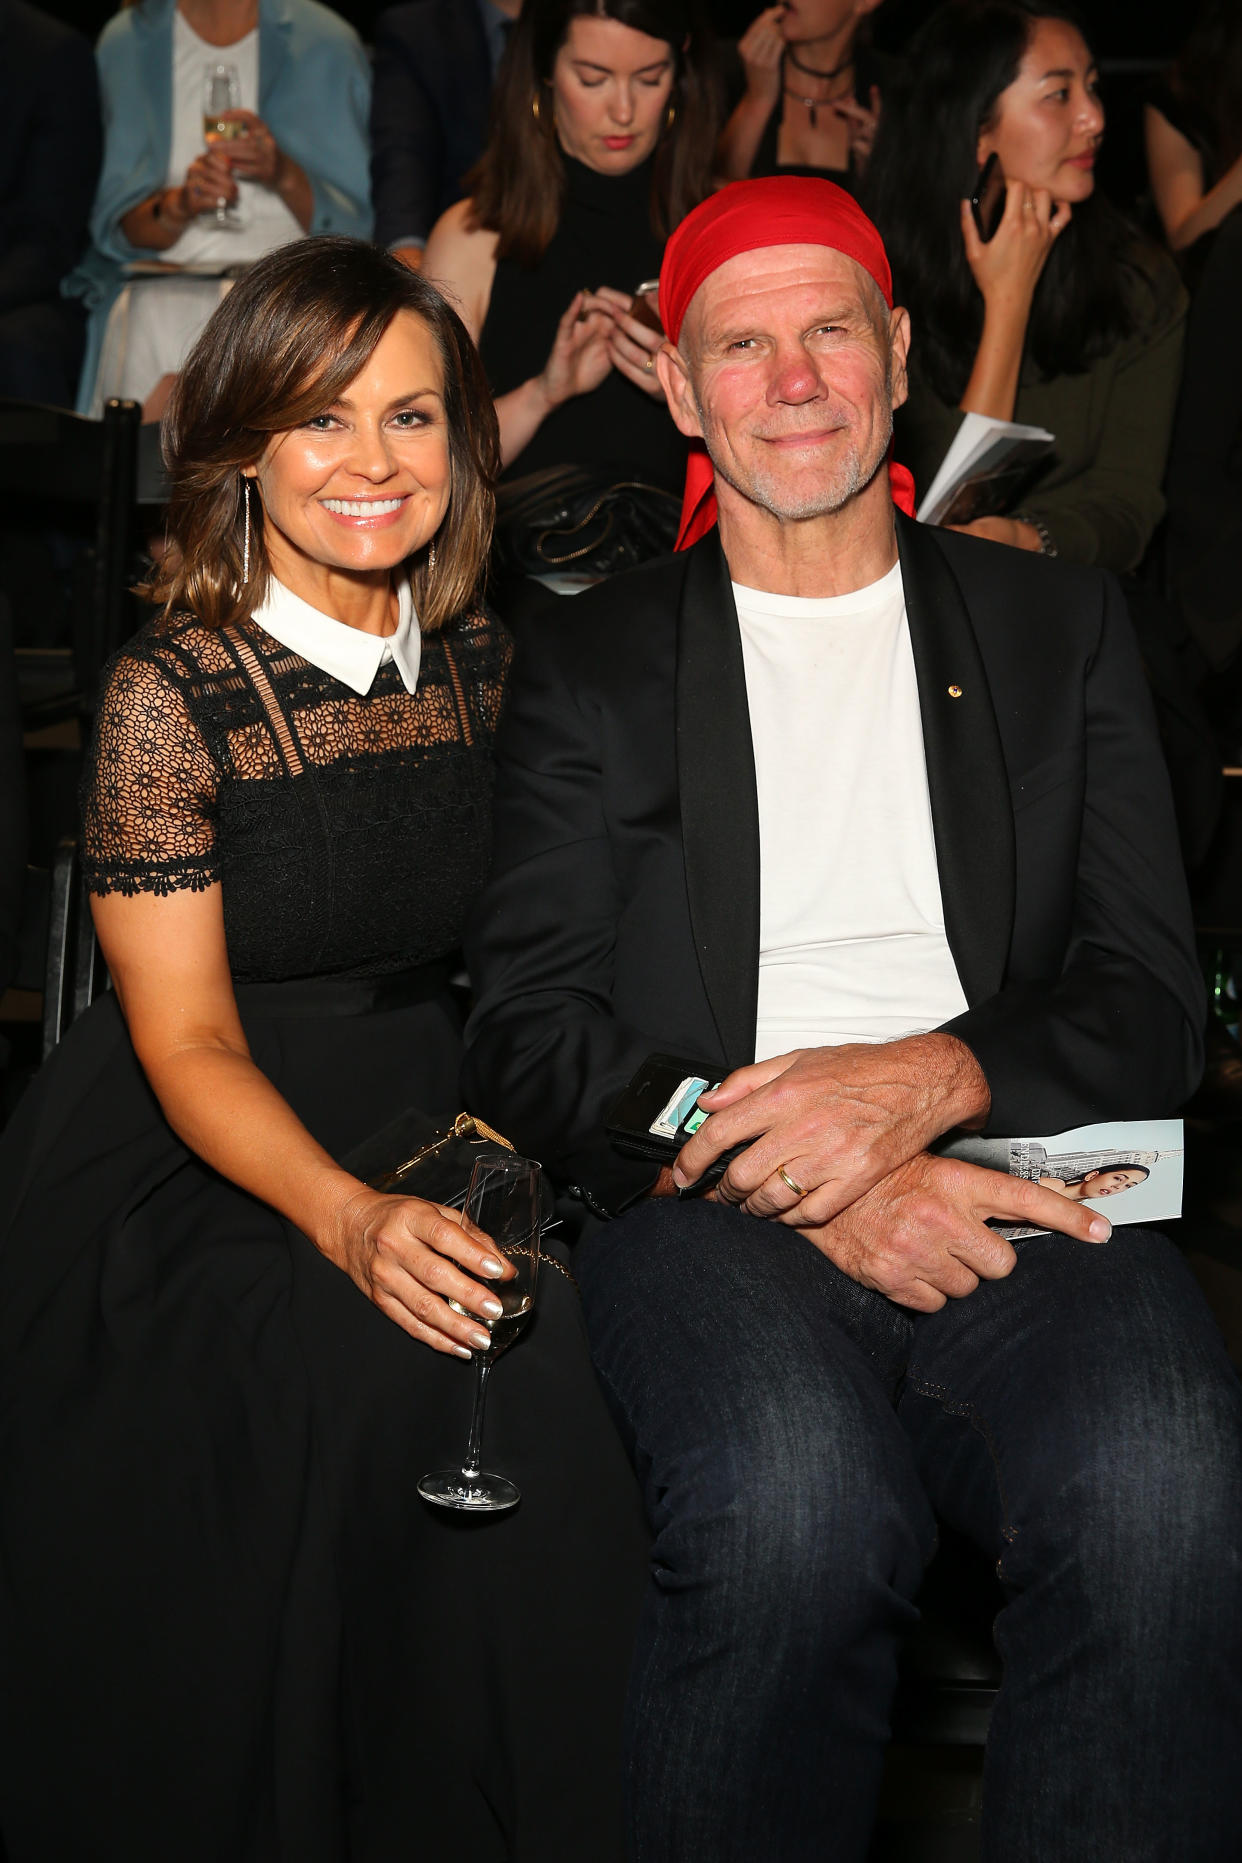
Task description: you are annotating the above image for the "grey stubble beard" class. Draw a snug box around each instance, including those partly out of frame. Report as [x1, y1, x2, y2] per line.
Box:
[690, 360, 895, 525]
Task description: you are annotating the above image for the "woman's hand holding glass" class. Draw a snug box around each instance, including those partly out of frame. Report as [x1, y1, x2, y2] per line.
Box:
[960, 176, 1072, 319]
[182, 146, 240, 219]
[330, 1186, 517, 1359]
[213, 109, 286, 190]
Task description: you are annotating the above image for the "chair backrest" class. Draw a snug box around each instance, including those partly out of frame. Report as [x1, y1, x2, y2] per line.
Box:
[41, 838, 107, 1057]
[0, 397, 141, 709]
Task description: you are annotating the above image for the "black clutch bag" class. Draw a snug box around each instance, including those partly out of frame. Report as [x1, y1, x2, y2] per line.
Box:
[341, 1109, 520, 1207]
[341, 1109, 569, 1269]
[494, 462, 681, 580]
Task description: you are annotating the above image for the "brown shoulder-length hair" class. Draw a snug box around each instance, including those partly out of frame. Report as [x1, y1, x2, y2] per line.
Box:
[143, 237, 501, 633]
[470, 0, 721, 266]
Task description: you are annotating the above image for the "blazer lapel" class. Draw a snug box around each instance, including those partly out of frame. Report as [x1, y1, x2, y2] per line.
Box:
[675, 536, 761, 1069]
[896, 514, 1015, 1004]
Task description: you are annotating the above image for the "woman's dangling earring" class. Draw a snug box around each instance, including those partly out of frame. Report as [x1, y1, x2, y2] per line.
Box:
[665, 99, 676, 131]
[531, 92, 541, 122]
[241, 477, 252, 583]
[427, 541, 437, 573]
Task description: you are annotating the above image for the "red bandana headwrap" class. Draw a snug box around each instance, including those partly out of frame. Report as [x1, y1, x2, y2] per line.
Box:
[657, 176, 917, 549]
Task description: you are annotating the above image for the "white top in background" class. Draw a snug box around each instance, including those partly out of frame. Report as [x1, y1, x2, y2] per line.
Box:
[735, 561, 969, 1060]
[161, 13, 303, 267]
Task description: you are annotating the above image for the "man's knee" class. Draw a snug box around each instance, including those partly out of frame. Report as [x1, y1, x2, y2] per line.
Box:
[652, 1378, 933, 1617]
[1018, 1353, 1242, 1636]
[578, 1201, 933, 1606]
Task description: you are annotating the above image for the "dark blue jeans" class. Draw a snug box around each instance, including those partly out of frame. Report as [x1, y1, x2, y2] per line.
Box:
[578, 1201, 1242, 1861]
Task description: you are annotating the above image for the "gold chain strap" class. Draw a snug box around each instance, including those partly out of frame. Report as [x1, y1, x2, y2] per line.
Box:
[541, 1253, 579, 1290]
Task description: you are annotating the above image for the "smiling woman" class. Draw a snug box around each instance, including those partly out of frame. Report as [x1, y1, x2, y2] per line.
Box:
[143, 235, 494, 631]
[0, 236, 645, 1860]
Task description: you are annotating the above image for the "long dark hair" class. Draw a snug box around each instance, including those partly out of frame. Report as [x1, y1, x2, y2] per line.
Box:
[470, 0, 720, 266]
[143, 238, 500, 632]
[1168, 0, 1242, 175]
[864, 0, 1141, 404]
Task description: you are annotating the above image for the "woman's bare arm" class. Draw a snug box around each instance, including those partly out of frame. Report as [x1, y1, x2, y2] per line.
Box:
[716, 6, 785, 180]
[92, 883, 512, 1355]
[1145, 105, 1242, 251]
[423, 198, 616, 468]
[957, 179, 1071, 422]
[422, 197, 497, 342]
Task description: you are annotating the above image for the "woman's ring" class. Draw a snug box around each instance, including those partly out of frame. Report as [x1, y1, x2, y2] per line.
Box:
[643, 356, 655, 372]
[777, 1164, 806, 1199]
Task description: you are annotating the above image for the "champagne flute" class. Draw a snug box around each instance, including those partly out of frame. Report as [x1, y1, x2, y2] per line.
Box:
[419, 1155, 543, 1513]
[202, 63, 244, 229]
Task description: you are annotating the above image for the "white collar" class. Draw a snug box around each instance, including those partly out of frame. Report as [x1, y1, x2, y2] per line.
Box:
[252, 575, 421, 696]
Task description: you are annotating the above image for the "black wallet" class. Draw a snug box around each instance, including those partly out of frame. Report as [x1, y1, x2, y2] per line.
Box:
[605, 1052, 745, 1186]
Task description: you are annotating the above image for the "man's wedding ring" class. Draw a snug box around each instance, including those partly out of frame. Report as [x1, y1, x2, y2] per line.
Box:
[777, 1165, 806, 1199]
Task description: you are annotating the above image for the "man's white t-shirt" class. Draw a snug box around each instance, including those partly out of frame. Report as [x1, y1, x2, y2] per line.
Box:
[734, 561, 969, 1062]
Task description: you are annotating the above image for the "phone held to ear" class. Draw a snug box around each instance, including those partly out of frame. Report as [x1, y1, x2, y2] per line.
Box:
[971, 151, 1005, 243]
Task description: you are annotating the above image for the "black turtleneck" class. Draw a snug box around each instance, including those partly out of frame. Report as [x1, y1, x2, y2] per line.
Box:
[478, 153, 688, 491]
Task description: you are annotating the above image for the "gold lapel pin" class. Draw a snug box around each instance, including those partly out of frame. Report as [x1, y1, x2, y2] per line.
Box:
[947, 685, 963, 698]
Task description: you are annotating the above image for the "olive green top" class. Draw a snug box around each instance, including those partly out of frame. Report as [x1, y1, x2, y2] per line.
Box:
[895, 251, 1187, 572]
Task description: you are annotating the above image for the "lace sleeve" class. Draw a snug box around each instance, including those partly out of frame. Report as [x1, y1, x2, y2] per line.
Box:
[81, 645, 222, 897]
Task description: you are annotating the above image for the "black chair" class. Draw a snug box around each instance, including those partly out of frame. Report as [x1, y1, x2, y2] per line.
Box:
[39, 837, 106, 1057]
[0, 396, 141, 724]
[894, 1532, 1002, 1748]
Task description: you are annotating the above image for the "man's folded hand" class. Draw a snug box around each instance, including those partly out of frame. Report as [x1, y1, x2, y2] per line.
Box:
[672, 1033, 991, 1224]
[796, 1153, 1112, 1313]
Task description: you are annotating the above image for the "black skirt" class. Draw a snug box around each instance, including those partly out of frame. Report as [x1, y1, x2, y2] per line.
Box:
[0, 986, 646, 1862]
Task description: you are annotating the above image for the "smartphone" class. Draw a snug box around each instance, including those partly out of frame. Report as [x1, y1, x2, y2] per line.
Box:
[971, 152, 1005, 242]
[631, 279, 663, 335]
[605, 1050, 745, 1186]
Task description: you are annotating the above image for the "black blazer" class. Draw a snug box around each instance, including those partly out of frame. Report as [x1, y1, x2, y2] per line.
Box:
[0, 0, 100, 316]
[463, 518, 1204, 1215]
[369, 0, 492, 251]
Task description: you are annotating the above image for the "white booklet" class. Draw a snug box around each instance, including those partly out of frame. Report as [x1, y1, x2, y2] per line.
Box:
[916, 410, 1056, 528]
[936, 1118, 1184, 1240]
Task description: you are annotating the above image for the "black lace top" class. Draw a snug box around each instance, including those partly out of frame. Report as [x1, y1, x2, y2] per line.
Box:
[82, 608, 510, 983]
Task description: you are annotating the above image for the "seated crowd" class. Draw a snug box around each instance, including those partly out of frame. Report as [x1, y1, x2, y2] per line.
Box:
[1, 2, 1241, 1861]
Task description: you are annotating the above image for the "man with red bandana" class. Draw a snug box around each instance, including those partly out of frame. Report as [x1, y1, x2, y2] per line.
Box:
[463, 179, 1242, 1860]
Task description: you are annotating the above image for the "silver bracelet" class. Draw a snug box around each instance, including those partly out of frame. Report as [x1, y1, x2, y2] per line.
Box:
[1014, 510, 1057, 557]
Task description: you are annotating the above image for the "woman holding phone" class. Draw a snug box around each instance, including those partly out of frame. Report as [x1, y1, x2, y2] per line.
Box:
[422, 0, 719, 488]
[865, 0, 1185, 571]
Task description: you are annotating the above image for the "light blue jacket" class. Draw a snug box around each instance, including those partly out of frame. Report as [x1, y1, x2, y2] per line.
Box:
[65, 0, 372, 411]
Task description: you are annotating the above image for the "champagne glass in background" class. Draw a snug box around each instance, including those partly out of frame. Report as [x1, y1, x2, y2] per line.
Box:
[202, 62, 244, 229]
[419, 1155, 543, 1514]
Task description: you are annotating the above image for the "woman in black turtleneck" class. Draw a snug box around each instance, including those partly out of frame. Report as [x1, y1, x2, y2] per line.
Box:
[422, 0, 719, 490]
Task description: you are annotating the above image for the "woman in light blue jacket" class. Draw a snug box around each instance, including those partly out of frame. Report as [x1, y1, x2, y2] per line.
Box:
[67, 0, 371, 415]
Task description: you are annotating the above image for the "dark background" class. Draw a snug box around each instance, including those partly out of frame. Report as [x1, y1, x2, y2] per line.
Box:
[33, 0, 1181, 61]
